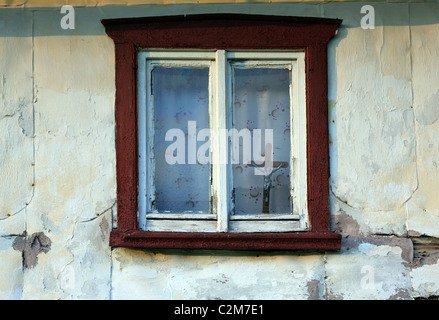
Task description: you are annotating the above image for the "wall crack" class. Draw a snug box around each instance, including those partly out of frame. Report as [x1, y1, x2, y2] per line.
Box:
[78, 201, 116, 223]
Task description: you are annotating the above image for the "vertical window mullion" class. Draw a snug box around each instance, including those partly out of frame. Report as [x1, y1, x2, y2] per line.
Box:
[213, 50, 229, 232]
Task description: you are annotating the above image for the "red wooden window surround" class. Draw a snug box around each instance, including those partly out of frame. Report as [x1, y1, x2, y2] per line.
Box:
[102, 14, 342, 251]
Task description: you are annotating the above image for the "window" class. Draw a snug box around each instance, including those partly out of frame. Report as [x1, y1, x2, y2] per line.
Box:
[138, 50, 307, 234]
[103, 14, 342, 250]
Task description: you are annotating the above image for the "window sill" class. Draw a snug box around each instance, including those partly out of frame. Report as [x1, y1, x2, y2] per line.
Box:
[110, 229, 342, 251]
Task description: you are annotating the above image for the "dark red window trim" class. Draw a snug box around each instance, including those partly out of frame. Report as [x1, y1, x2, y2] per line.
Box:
[102, 14, 342, 251]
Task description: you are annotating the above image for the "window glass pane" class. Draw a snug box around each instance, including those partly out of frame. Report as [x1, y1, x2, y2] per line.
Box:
[232, 67, 292, 215]
[152, 67, 210, 213]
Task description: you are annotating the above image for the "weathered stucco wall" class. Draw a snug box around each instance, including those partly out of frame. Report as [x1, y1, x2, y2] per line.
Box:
[0, 1, 438, 300]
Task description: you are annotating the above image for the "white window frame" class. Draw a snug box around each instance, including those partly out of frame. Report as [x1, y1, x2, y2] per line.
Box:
[137, 50, 307, 233]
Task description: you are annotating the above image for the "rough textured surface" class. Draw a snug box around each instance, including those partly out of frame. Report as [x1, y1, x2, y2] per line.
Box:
[325, 236, 413, 300]
[111, 248, 326, 299]
[0, 11, 33, 223]
[0, 237, 24, 299]
[411, 237, 439, 298]
[0, 2, 438, 300]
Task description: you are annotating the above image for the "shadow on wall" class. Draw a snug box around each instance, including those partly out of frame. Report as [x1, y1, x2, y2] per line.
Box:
[0, 2, 438, 38]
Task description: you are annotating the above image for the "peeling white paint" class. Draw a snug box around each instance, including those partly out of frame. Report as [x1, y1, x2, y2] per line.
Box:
[325, 239, 412, 299]
[0, 11, 34, 221]
[112, 248, 325, 300]
[0, 237, 23, 299]
[412, 262, 439, 298]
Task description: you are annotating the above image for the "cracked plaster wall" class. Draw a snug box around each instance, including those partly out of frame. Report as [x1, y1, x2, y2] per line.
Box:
[0, 1, 438, 300]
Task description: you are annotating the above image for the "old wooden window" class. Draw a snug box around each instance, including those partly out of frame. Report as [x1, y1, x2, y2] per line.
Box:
[103, 14, 343, 250]
[138, 50, 307, 233]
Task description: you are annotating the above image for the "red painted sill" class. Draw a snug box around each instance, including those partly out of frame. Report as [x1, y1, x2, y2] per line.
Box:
[110, 230, 342, 251]
[103, 14, 342, 251]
